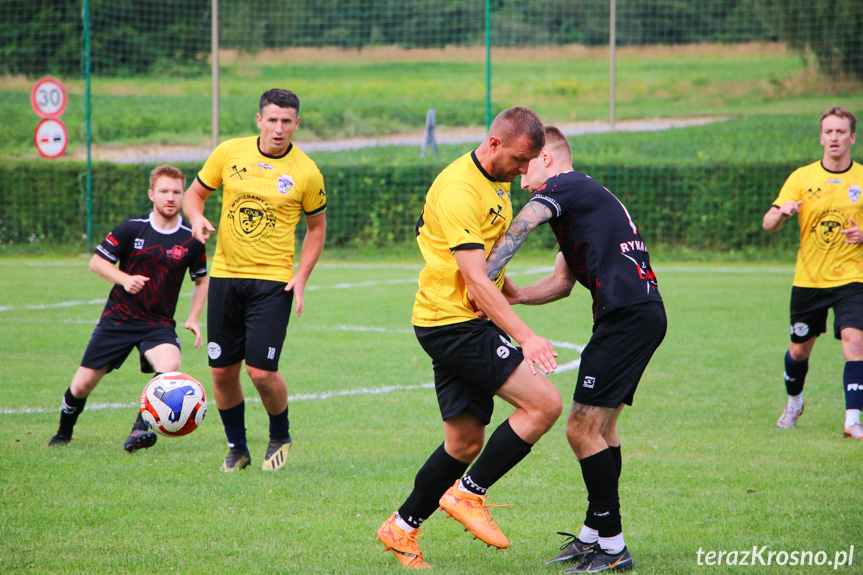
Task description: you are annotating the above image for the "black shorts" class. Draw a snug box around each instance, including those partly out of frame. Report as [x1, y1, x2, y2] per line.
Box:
[789, 284, 863, 343]
[414, 319, 524, 425]
[574, 302, 667, 408]
[80, 322, 180, 374]
[206, 277, 293, 371]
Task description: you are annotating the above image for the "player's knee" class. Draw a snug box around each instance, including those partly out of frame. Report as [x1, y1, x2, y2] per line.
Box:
[156, 359, 181, 373]
[566, 414, 598, 446]
[529, 384, 563, 430]
[69, 380, 95, 398]
[536, 398, 562, 432]
[70, 369, 101, 397]
[446, 436, 483, 461]
[788, 341, 813, 362]
[246, 366, 281, 391]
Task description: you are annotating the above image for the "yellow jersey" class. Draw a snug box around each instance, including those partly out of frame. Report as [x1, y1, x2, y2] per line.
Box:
[412, 151, 512, 327]
[773, 160, 863, 287]
[197, 136, 326, 282]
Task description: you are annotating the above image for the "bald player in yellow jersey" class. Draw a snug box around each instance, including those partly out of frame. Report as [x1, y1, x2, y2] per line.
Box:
[184, 89, 327, 471]
[376, 107, 563, 569]
[763, 107, 863, 439]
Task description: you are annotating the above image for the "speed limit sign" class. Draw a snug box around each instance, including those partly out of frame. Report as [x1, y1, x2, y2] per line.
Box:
[31, 77, 68, 118]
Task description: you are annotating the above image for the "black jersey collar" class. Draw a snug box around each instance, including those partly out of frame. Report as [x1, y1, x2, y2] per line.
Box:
[257, 137, 293, 160]
[821, 160, 854, 174]
[471, 150, 496, 182]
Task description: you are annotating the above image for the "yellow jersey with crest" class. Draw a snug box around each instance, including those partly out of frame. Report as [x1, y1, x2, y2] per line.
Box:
[412, 151, 512, 327]
[773, 160, 863, 287]
[197, 136, 326, 282]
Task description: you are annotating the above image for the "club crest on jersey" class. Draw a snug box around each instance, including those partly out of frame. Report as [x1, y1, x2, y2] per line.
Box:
[167, 245, 188, 260]
[849, 185, 862, 203]
[277, 174, 294, 195]
[811, 210, 845, 249]
[134, 238, 144, 249]
[226, 193, 276, 246]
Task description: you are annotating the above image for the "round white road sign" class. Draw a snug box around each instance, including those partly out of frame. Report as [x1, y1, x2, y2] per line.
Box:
[34, 118, 69, 159]
[31, 77, 68, 118]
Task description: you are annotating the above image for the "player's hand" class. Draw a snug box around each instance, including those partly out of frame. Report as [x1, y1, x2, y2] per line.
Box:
[191, 216, 215, 243]
[467, 290, 487, 318]
[185, 320, 203, 348]
[285, 276, 307, 317]
[123, 275, 149, 294]
[520, 333, 558, 375]
[839, 218, 862, 244]
[780, 200, 803, 219]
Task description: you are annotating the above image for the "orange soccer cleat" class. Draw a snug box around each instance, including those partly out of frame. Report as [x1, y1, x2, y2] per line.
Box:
[376, 513, 432, 569]
[439, 480, 509, 549]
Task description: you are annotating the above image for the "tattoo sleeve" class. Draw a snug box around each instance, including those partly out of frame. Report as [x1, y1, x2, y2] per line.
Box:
[486, 201, 554, 282]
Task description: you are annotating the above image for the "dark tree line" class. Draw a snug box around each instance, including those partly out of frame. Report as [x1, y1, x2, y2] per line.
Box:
[1, 0, 860, 81]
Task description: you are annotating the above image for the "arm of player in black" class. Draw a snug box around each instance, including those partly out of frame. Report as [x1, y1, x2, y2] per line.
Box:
[486, 201, 555, 282]
[503, 251, 576, 306]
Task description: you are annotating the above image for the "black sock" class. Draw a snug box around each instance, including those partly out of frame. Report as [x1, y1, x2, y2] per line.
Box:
[784, 351, 807, 396]
[579, 449, 622, 537]
[609, 444, 622, 479]
[131, 411, 149, 432]
[398, 443, 469, 529]
[57, 387, 87, 437]
[844, 361, 863, 410]
[268, 406, 291, 440]
[218, 401, 247, 450]
[461, 418, 533, 495]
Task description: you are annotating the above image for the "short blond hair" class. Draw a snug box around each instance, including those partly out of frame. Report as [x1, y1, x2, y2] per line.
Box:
[149, 165, 186, 190]
[544, 126, 572, 163]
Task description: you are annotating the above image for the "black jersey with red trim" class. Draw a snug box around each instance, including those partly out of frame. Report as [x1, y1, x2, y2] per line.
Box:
[94, 214, 207, 327]
[528, 171, 661, 320]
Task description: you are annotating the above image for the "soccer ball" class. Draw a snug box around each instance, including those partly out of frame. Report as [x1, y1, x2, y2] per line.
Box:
[140, 372, 207, 437]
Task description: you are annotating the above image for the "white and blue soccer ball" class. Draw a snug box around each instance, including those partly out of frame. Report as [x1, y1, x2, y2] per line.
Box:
[140, 372, 207, 437]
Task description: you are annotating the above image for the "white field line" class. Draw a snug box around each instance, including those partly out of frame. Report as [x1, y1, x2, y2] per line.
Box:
[5, 262, 772, 414]
[0, 383, 436, 415]
[0, 264, 791, 313]
[1, 331, 584, 415]
[1, 356, 583, 415]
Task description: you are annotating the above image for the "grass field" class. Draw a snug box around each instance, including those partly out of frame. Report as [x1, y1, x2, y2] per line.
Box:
[0, 254, 859, 574]
[2, 43, 861, 158]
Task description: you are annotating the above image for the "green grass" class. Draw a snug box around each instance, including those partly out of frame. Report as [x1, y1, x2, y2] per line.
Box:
[1, 44, 860, 158]
[0, 255, 859, 574]
[308, 114, 826, 167]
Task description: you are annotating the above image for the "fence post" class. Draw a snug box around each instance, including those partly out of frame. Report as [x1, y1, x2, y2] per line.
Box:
[83, 0, 93, 250]
[609, 0, 616, 131]
[211, 0, 220, 147]
[485, 0, 492, 129]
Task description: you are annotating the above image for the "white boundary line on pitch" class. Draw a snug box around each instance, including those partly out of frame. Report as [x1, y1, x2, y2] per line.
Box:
[1, 360, 583, 415]
[0, 265, 792, 313]
[1, 337, 584, 415]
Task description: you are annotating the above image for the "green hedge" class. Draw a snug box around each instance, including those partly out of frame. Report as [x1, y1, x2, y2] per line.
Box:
[0, 159, 801, 254]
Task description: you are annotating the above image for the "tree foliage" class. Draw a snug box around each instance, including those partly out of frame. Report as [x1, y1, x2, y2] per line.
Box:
[757, 0, 863, 82]
[0, 0, 860, 81]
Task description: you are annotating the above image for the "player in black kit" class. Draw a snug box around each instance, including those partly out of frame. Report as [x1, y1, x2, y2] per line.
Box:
[485, 127, 666, 574]
[47, 165, 209, 452]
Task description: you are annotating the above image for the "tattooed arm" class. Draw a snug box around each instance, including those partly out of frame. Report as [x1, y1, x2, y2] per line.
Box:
[486, 201, 555, 283]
